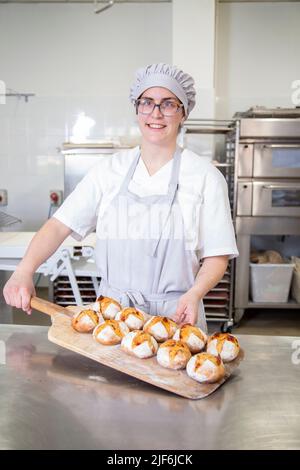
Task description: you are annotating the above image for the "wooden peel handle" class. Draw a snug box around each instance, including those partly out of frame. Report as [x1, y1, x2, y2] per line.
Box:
[30, 296, 73, 317]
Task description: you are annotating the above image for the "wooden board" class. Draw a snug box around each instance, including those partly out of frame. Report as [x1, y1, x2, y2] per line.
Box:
[47, 305, 244, 400]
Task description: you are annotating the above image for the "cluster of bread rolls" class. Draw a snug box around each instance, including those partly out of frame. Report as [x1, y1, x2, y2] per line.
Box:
[150, 322, 240, 384]
[71, 296, 148, 346]
[185, 331, 240, 384]
[154, 322, 206, 371]
[119, 316, 177, 359]
[70, 296, 240, 384]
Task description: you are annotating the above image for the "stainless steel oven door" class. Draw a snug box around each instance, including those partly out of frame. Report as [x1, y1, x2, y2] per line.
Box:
[252, 181, 300, 216]
[253, 144, 300, 178]
[237, 181, 252, 216]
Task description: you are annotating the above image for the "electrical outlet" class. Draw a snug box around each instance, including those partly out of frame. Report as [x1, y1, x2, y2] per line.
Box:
[0, 189, 8, 206]
[49, 190, 63, 206]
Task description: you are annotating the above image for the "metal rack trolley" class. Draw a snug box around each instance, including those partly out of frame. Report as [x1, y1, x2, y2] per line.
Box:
[183, 119, 238, 331]
[0, 211, 21, 230]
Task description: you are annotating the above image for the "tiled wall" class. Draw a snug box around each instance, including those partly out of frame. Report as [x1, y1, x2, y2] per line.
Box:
[0, 3, 172, 230]
[0, 94, 139, 229]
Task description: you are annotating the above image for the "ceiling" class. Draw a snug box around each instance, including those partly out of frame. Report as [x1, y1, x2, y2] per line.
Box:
[220, 0, 300, 2]
[0, 0, 299, 3]
[0, 0, 171, 3]
[0, 0, 170, 3]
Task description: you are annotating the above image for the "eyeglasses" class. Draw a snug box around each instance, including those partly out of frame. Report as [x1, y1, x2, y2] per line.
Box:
[135, 98, 184, 117]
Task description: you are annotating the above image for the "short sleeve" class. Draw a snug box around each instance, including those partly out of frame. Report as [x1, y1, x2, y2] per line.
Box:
[198, 167, 239, 260]
[53, 166, 102, 241]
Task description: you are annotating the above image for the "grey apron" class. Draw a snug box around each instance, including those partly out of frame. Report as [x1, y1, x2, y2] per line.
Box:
[95, 147, 207, 332]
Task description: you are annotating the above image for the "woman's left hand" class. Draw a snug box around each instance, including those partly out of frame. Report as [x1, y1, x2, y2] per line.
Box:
[172, 287, 202, 326]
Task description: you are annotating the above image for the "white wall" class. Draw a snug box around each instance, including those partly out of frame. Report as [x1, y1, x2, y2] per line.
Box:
[216, 2, 300, 119]
[173, 0, 217, 158]
[173, 0, 216, 118]
[0, 3, 172, 230]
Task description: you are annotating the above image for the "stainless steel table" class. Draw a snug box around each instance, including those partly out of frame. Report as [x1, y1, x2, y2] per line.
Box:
[0, 324, 299, 450]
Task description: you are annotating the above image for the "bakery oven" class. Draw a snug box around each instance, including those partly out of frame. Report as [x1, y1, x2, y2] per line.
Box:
[237, 180, 300, 217]
[238, 142, 300, 178]
[62, 145, 121, 198]
[236, 118, 300, 217]
[253, 144, 300, 177]
[233, 108, 300, 322]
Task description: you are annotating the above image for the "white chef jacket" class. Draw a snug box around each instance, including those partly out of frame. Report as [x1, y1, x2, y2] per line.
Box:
[54, 146, 239, 268]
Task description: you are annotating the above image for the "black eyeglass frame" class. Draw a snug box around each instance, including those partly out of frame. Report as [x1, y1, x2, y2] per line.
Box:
[134, 98, 184, 116]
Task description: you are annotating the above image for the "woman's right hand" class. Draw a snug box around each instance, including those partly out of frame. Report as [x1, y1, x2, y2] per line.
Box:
[3, 269, 36, 315]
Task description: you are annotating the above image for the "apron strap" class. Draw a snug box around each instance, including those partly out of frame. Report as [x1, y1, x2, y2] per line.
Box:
[99, 278, 183, 308]
[119, 148, 141, 194]
[148, 147, 182, 257]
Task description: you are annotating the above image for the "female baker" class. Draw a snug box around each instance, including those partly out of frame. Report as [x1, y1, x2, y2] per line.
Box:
[3, 63, 238, 332]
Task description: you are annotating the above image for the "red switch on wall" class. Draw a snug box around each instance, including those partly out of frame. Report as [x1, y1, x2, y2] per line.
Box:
[0, 189, 8, 206]
[49, 190, 63, 206]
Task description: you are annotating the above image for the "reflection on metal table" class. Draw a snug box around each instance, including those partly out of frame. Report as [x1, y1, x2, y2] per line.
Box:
[0, 324, 299, 450]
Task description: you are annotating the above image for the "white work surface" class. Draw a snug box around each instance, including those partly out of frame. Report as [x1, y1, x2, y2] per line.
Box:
[0, 232, 99, 305]
[0, 232, 97, 258]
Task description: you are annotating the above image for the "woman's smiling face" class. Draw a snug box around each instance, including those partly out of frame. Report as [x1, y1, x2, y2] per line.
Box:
[136, 87, 185, 146]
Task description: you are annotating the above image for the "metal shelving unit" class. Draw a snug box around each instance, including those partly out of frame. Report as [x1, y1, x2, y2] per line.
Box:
[49, 275, 100, 306]
[183, 119, 238, 331]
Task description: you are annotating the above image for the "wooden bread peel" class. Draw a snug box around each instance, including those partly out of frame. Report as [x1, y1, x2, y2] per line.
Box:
[30, 296, 244, 399]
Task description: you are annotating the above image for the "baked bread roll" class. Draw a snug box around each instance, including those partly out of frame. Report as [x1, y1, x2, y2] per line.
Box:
[93, 295, 122, 320]
[115, 307, 146, 330]
[121, 331, 158, 358]
[143, 316, 177, 342]
[265, 250, 284, 264]
[71, 309, 101, 333]
[250, 250, 283, 264]
[173, 324, 207, 354]
[250, 250, 268, 264]
[187, 352, 225, 383]
[157, 339, 191, 370]
[206, 332, 240, 363]
[93, 319, 129, 345]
